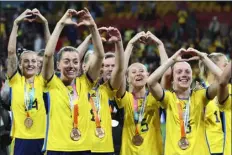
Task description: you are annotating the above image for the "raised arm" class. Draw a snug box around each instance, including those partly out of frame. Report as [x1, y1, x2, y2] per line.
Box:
[7, 9, 32, 78]
[76, 34, 92, 62]
[147, 48, 186, 100]
[146, 31, 172, 89]
[42, 9, 79, 80]
[116, 31, 146, 97]
[107, 27, 124, 90]
[217, 61, 231, 104]
[32, 8, 50, 44]
[187, 48, 223, 99]
[76, 8, 104, 81]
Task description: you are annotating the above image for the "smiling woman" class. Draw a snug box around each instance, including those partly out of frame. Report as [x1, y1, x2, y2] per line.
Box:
[147, 48, 223, 155]
[19, 51, 38, 80]
[7, 9, 47, 155]
[56, 46, 80, 83]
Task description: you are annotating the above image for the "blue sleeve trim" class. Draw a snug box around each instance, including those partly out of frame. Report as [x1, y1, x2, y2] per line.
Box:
[206, 87, 211, 100]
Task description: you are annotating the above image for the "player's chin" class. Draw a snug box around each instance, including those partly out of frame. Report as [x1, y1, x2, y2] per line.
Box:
[179, 83, 191, 90]
[65, 74, 76, 80]
[25, 70, 37, 77]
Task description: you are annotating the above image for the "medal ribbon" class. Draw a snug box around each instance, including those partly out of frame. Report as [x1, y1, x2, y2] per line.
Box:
[132, 91, 149, 135]
[24, 83, 35, 118]
[68, 80, 79, 128]
[177, 98, 190, 138]
[73, 104, 78, 128]
[89, 90, 101, 128]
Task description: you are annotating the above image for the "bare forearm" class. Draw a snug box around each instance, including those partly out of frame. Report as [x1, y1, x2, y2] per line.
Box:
[8, 22, 18, 55]
[217, 62, 231, 103]
[76, 35, 91, 61]
[219, 62, 231, 86]
[115, 40, 124, 71]
[45, 22, 64, 57]
[42, 22, 63, 80]
[147, 58, 175, 86]
[124, 43, 133, 69]
[43, 21, 51, 44]
[110, 40, 124, 89]
[158, 43, 168, 65]
[202, 56, 222, 78]
[89, 25, 104, 59]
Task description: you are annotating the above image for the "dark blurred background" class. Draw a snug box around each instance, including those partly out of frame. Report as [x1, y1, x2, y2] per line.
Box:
[0, 1, 231, 74]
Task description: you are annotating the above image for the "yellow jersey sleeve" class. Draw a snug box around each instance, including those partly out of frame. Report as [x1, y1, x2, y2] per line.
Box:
[115, 91, 131, 109]
[159, 90, 172, 109]
[101, 81, 118, 99]
[8, 71, 23, 86]
[218, 84, 232, 111]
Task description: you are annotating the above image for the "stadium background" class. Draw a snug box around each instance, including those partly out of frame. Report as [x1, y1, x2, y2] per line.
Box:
[0, 1, 231, 147]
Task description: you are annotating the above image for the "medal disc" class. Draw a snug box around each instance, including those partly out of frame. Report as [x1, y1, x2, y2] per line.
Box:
[70, 128, 81, 141]
[132, 134, 144, 146]
[178, 137, 189, 150]
[95, 127, 105, 139]
[112, 120, 119, 127]
[24, 117, 33, 128]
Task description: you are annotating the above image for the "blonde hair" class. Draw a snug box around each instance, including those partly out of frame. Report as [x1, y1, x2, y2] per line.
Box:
[199, 53, 226, 78]
[19, 50, 36, 63]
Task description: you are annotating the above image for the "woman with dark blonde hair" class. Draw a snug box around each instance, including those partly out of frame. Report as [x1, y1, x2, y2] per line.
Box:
[199, 53, 229, 155]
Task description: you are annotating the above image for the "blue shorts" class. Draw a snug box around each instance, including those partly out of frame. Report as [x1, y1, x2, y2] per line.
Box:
[46, 151, 91, 155]
[13, 138, 44, 155]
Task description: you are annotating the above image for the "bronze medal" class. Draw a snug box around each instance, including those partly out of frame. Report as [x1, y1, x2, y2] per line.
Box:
[24, 117, 33, 128]
[70, 128, 81, 141]
[178, 137, 189, 150]
[132, 134, 144, 146]
[95, 127, 105, 139]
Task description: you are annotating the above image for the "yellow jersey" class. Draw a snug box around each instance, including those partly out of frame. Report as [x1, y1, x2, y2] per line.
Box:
[116, 92, 163, 155]
[203, 80, 223, 153]
[9, 72, 46, 139]
[218, 84, 231, 155]
[89, 81, 115, 153]
[205, 99, 224, 153]
[42, 74, 94, 151]
[160, 89, 211, 155]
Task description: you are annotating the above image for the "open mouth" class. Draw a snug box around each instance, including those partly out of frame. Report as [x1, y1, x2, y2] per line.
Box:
[178, 78, 190, 83]
[135, 77, 143, 82]
[66, 70, 76, 75]
[26, 67, 35, 71]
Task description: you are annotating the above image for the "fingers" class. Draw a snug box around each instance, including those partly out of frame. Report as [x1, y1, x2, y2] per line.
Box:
[187, 56, 200, 61]
[68, 9, 79, 16]
[84, 7, 90, 14]
[76, 10, 86, 16]
[76, 21, 85, 27]
[32, 8, 39, 14]
[23, 9, 32, 15]
[98, 27, 108, 32]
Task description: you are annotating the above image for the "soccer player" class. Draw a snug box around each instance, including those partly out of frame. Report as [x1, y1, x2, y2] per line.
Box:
[217, 61, 231, 155]
[116, 31, 168, 155]
[88, 27, 124, 155]
[199, 53, 228, 155]
[7, 9, 49, 155]
[41, 8, 104, 154]
[77, 27, 125, 155]
[147, 48, 222, 155]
